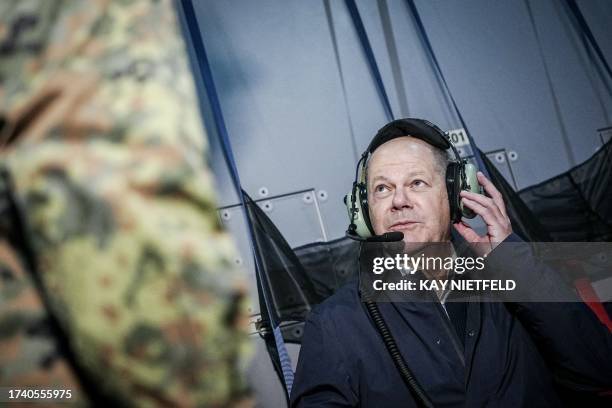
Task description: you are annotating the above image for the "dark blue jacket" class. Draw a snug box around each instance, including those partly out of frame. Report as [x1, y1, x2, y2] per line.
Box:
[290, 235, 612, 407]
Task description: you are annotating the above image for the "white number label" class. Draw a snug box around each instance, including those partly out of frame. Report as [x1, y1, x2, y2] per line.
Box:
[446, 128, 469, 147]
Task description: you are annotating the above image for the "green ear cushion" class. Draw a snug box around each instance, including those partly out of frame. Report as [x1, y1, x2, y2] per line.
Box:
[446, 161, 482, 222]
[460, 162, 480, 219]
[345, 184, 373, 238]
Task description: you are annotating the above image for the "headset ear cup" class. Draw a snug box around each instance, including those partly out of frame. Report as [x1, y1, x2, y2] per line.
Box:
[445, 162, 462, 223]
[344, 183, 373, 238]
[358, 184, 375, 236]
[446, 161, 480, 222]
[461, 162, 479, 219]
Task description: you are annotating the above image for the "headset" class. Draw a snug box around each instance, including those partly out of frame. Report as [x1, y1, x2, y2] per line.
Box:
[344, 118, 481, 241]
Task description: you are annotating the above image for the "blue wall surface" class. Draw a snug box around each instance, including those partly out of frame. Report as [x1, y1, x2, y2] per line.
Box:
[183, 0, 611, 245]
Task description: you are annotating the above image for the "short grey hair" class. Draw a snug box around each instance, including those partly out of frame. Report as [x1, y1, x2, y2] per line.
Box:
[431, 146, 452, 178]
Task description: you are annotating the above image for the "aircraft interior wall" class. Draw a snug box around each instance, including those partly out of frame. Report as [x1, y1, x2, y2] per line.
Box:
[178, 1, 612, 406]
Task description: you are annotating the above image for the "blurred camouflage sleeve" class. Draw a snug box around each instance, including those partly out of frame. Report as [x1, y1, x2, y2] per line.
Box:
[0, 1, 252, 406]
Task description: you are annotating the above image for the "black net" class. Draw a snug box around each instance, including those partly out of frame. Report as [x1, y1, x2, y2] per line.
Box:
[242, 190, 314, 322]
[518, 140, 612, 242]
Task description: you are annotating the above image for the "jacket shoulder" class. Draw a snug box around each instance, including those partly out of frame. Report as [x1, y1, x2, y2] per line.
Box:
[308, 281, 364, 324]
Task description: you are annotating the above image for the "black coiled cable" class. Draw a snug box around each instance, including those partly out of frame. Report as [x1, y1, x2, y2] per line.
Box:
[364, 300, 435, 408]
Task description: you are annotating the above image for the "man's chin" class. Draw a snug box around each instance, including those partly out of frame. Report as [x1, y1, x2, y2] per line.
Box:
[402, 240, 429, 255]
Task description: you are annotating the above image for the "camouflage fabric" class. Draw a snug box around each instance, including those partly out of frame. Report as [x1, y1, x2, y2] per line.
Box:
[0, 0, 252, 406]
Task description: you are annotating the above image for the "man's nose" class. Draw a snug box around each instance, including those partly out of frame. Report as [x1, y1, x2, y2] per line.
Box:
[391, 187, 413, 210]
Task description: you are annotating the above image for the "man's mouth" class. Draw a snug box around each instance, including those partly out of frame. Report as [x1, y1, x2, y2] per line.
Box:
[388, 221, 420, 231]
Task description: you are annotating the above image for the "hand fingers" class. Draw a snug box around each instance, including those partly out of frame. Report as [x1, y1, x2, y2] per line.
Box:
[460, 190, 506, 225]
[461, 196, 503, 228]
[453, 221, 481, 243]
[476, 172, 507, 218]
[454, 222, 493, 257]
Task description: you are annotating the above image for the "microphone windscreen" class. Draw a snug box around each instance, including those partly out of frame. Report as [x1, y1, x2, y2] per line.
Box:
[383, 231, 404, 241]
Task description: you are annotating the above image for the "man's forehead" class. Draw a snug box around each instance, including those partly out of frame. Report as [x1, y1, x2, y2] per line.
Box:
[368, 137, 436, 168]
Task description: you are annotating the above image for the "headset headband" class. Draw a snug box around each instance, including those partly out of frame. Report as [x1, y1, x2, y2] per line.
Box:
[367, 118, 451, 154]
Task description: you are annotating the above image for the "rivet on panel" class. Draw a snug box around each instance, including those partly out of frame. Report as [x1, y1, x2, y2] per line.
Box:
[303, 192, 314, 204]
[261, 201, 273, 212]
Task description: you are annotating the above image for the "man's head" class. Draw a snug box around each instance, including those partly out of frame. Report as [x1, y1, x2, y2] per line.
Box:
[366, 136, 451, 244]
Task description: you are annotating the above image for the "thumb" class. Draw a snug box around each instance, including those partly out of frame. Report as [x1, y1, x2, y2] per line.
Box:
[453, 221, 481, 243]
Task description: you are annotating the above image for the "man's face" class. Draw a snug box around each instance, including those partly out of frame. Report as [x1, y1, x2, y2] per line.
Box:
[367, 136, 451, 244]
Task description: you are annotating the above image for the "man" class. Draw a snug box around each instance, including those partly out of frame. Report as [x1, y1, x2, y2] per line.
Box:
[0, 1, 251, 406]
[290, 119, 612, 407]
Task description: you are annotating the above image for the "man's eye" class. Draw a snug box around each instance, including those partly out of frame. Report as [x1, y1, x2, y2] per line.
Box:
[375, 185, 388, 193]
[412, 179, 427, 188]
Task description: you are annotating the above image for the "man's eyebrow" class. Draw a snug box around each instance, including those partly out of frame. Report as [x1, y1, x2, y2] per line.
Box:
[370, 175, 391, 185]
[370, 170, 427, 185]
